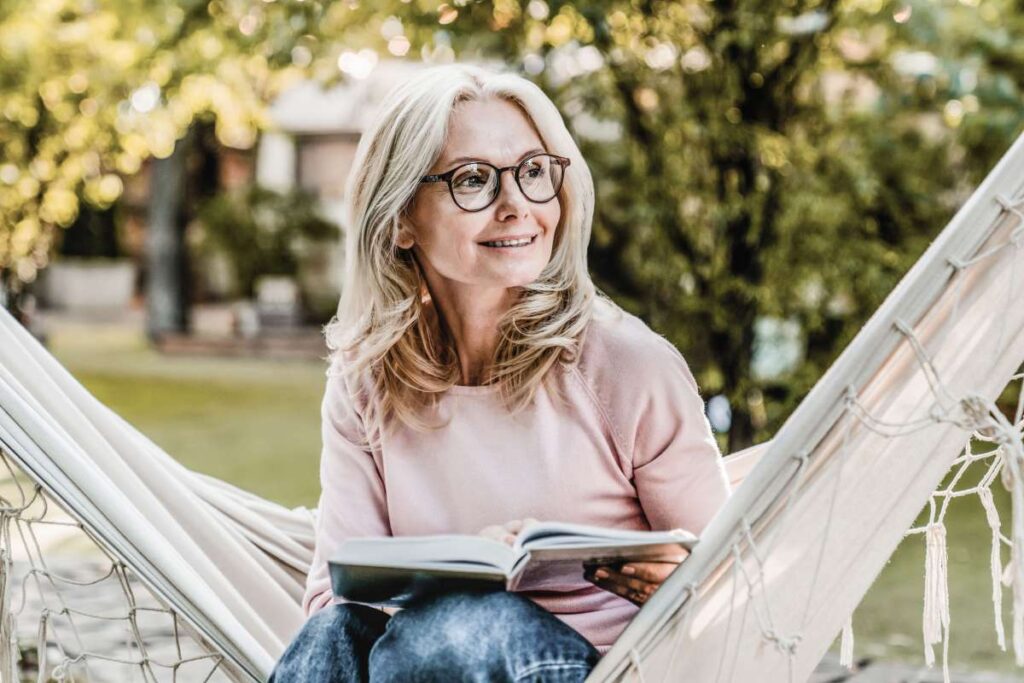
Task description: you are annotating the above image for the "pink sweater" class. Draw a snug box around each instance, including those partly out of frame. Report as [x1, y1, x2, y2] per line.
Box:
[302, 305, 732, 655]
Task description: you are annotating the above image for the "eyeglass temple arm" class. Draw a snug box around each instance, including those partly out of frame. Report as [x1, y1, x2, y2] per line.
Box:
[419, 155, 569, 184]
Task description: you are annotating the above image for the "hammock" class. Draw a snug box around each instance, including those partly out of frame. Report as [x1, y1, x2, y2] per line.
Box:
[589, 130, 1024, 682]
[0, 130, 1021, 682]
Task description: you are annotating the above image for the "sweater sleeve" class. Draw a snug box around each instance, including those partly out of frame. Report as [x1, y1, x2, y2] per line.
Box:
[301, 364, 391, 617]
[629, 337, 732, 536]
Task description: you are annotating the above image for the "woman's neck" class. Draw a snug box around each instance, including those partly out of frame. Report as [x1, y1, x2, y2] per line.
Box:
[423, 277, 516, 386]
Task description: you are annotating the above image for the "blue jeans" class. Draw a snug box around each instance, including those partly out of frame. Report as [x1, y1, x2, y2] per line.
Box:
[268, 590, 601, 682]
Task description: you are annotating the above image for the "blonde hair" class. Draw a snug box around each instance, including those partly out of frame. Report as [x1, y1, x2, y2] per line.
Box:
[324, 63, 598, 439]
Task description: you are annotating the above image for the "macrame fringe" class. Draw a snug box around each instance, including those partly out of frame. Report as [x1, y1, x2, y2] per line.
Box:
[839, 616, 854, 668]
[0, 544, 18, 683]
[0, 611, 17, 683]
[944, 395, 1024, 673]
[36, 610, 48, 683]
[1001, 432, 1024, 666]
[923, 522, 949, 671]
[978, 487, 1007, 651]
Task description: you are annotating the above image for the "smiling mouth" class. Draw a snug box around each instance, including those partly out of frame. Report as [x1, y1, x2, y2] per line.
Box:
[479, 235, 538, 249]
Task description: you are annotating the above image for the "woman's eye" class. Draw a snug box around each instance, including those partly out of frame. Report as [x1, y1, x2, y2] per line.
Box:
[524, 166, 547, 179]
[454, 172, 488, 188]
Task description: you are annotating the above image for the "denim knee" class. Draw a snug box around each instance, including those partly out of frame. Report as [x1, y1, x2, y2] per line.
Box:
[269, 603, 390, 683]
[369, 590, 598, 682]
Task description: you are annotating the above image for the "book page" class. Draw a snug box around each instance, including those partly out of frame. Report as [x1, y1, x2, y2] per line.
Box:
[515, 521, 697, 552]
[337, 534, 518, 573]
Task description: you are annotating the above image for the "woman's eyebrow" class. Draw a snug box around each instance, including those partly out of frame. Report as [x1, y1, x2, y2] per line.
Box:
[443, 147, 546, 167]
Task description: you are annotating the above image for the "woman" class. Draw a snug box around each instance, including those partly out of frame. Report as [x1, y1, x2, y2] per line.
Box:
[270, 63, 731, 682]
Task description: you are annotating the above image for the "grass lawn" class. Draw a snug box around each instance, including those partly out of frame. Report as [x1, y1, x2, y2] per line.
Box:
[852, 463, 1016, 674]
[47, 320, 328, 510]
[45, 319, 1021, 674]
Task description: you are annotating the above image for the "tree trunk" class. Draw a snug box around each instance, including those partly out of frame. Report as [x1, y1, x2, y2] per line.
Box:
[146, 130, 192, 341]
[0, 268, 17, 317]
[727, 406, 755, 454]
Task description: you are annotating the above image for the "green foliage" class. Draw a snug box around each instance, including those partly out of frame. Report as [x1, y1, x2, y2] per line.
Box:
[320, 0, 1020, 448]
[2, 0, 1023, 448]
[194, 185, 339, 298]
[0, 0, 325, 286]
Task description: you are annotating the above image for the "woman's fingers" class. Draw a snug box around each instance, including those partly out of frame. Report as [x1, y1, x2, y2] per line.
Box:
[583, 560, 683, 606]
[503, 519, 524, 533]
[584, 572, 654, 605]
[519, 517, 540, 532]
[478, 518, 543, 546]
[477, 524, 517, 545]
[618, 560, 679, 583]
[588, 568, 655, 594]
[502, 518, 539, 534]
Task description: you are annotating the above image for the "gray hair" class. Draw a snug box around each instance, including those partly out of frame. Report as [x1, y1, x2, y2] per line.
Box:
[324, 62, 599, 438]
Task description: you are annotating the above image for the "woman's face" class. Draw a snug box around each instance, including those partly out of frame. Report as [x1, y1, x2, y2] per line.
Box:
[400, 97, 561, 296]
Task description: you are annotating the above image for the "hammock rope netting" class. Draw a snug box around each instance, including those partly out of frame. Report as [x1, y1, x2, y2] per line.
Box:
[0, 447, 229, 682]
[0, 135, 1022, 682]
[600, 177, 1024, 682]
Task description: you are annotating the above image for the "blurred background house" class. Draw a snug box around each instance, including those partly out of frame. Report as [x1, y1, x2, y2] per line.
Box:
[29, 60, 436, 360]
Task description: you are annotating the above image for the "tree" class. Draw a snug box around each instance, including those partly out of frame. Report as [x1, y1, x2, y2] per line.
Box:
[2, 0, 1016, 449]
[314, 0, 970, 450]
[0, 0, 322, 317]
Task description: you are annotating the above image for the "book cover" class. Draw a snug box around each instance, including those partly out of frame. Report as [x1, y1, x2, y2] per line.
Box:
[329, 522, 697, 606]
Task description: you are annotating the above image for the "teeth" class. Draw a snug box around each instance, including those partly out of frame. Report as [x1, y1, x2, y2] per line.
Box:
[482, 236, 534, 248]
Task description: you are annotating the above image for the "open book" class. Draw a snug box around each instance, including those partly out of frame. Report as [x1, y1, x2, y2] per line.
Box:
[329, 521, 697, 606]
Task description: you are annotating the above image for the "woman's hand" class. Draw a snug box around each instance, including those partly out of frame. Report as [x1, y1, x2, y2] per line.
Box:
[583, 555, 686, 606]
[477, 518, 540, 546]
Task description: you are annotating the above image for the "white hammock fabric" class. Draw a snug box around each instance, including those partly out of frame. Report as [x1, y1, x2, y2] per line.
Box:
[0, 130, 1020, 681]
[0, 314, 315, 680]
[588, 132, 1024, 682]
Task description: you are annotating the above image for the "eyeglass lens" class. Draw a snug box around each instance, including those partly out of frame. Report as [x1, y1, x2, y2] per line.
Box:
[450, 154, 564, 211]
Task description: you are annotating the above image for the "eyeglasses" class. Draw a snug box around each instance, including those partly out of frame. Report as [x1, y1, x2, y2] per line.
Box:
[419, 152, 571, 212]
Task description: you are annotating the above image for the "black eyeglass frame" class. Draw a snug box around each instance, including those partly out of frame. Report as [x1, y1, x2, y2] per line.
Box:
[419, 153, 571, 213]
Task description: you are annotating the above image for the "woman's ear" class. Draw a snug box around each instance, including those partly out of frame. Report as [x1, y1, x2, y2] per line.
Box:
[396, 221, 416, 250]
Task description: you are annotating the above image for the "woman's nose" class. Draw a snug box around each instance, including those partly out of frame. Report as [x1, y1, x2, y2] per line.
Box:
[493, 168, 530, 218]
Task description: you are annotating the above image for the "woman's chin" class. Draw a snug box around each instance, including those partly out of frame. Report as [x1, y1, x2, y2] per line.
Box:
[486, 263, 549, 290]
